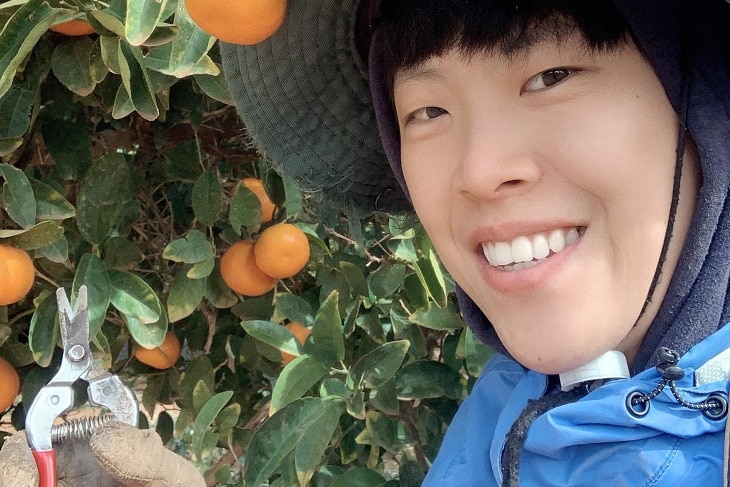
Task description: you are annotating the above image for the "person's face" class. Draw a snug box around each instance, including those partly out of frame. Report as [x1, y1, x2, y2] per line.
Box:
[394, 33, 700, 374]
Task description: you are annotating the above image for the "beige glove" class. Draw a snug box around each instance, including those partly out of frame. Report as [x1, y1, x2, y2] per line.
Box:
[0, 421, 204, 487]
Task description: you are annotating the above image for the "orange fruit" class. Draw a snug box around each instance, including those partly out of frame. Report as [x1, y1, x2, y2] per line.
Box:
[184, 0, 287, 45]
[0, 244, 35, 306]
[240, 178, 276, 223]
[281, 322, 311, 366]
[0, 357, 20, 412]
[254, 223, 310, 279]
[135, 332, 181, 370]
[220, 240, 277, 296]
[50, 19, 95, 36]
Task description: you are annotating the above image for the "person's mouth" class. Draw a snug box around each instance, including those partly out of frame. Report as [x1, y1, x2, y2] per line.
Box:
[482, 226, 586, 271]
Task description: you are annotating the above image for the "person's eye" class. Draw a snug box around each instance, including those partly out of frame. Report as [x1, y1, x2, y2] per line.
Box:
[523, 68, 575, 92]
[407, 106, 448, 123]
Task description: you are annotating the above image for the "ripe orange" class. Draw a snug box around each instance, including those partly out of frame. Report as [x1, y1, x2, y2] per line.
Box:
[240, 178, 276, 223]
[220, 240, 277, 296]
[254, 223, 310, 279]
[135, 332, 181, 370]
[184, 0, 287, 45]
[0, 357, 20, 412]
[281, 322, 311, 366]
[0, 244, 35, 306]
[50, 19, 95, 36]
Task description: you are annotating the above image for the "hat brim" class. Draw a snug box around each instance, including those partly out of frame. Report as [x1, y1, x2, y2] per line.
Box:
[220, 0, 409, 215]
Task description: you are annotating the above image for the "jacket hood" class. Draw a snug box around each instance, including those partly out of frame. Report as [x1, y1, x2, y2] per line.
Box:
[369, 0, 730, 373]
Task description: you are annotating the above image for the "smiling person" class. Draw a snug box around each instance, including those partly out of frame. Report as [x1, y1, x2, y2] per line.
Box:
[221, 0, 730, 485]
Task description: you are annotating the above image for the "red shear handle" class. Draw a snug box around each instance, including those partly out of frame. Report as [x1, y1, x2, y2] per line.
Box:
[31, 449, 57, 487]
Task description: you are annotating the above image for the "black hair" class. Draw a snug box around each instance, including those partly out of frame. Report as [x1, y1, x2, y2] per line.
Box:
[378, 0, 632, 92]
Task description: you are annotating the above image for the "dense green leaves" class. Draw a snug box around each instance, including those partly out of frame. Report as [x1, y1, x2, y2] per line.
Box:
[76, 153, 131, 244]
[0, 3, 492, 485]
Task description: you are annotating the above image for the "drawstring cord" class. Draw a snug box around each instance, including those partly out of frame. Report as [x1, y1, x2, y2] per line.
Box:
[627, 347, 728, 420]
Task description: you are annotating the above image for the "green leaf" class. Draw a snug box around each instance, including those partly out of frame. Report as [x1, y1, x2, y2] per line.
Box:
[180, 355, 215, 410]
[155, 410, 174, 445]
[394, 361, 464, 400]
[370, 379, 399, 415]
[0, 85, 32, 156]
[125, 314, 167, 349]
[192, 380, 213, 413]
[187, 254, 214, 279]
[108, 270, 163, 324]
[102, 237, 144, 270]
[368, 263, 405, 300]
[76, 152, 130, 244]
[0, 221, 64, 250]
[348, 340, 409, 390]
[117, 41, 159, 121]
[241, 320, 301, 357]
[192, 391, 233, 462]
[125, 0, 169, 46]
[167, 266, 206, 322]
[417, 249, 448, 306]
[155, 1, 217, 77]
[270, 356, 329, 415]
[464, 327, 494, 377]
[192, 171, 222, 227]
[402, 273, 428, 310]
[39, 235, 69, 264]
[89, 38, 107, 84]
[217, 403, 240, 439]
[0, 0, 62, 99]
[194, 71, 233, 105]
[51, 37, 96, 96]
[282, 174, 303, 219]
[72, 254, 111, 339]
[228, 181, 262, 234]
[362, 411, 401, 453]
[87, 8, 125, 38]
[408, 301, 463, 331]
[244, 398, 342, 487]
[29, 292, 59, 367]
[162, 230, 213, 263]
[305, 290, 345, 365]
[204, 261, 237, 309]
[99, 34, 121, 74]
[273, 293, 315, 326]
[338, 261, 369, 297]
[330, 468, 386, 487]
[0, 163, 36, 229]
[30, 179, 75, 220]
[295, 400, 343, 487]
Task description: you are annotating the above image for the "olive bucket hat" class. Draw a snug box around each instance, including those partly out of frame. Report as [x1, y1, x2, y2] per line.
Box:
[220, 0, 408, 216]
[221, 0, 730, 374]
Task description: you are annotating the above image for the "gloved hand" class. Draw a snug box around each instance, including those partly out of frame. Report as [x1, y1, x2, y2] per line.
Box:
[0, 421, 205, 487]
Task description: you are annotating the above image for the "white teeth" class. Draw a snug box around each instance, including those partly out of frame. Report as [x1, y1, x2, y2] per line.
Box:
[532, 234, 550, 259]
[494, 242, 512, 266]
[482, 227, 582, 269]
[565, 227, 579, 246]
[511, 236, 533, 263]
[548, 229, 566, 253]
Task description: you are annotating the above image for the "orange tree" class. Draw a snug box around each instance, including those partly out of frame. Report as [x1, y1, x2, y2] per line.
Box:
[0, 1, 493, 486]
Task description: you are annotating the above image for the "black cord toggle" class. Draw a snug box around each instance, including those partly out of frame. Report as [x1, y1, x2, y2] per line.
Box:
[626, 348, 728, 420]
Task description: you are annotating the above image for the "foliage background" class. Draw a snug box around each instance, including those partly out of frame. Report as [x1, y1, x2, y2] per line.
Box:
[0, 1, 493, 485]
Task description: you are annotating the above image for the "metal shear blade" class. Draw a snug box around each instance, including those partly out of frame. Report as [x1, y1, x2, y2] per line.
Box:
[25, 285, 139, 487]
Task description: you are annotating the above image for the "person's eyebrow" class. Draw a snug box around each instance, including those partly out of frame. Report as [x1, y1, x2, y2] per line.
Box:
[394, 64, 447, 88]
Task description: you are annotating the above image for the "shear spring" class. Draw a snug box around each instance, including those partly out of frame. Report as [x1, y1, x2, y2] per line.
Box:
[50, 413, 116, 443]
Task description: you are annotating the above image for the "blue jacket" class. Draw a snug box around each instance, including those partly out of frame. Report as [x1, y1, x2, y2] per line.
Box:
[424, 324, 730, 486]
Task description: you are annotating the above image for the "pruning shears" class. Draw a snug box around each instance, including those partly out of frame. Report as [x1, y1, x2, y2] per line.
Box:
[25, 285, 139, 487]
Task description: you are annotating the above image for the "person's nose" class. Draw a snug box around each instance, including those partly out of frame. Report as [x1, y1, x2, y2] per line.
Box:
[453, 115, 542, 202]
